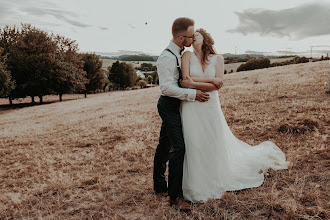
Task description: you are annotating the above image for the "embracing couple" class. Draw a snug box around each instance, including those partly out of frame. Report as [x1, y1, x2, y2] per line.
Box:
[153, 17, 289, 211]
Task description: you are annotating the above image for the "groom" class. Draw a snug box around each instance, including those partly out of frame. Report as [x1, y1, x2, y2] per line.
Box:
[153, 17, 210, 211]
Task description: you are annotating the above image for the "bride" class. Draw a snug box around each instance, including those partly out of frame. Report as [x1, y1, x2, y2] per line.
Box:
[180, 29, 290, 203]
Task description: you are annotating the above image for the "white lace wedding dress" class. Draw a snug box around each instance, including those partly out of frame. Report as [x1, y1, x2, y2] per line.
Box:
[181, 53, 290, 203]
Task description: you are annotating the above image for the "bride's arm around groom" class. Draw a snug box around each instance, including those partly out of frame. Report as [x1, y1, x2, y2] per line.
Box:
[181, 51, 225, 91]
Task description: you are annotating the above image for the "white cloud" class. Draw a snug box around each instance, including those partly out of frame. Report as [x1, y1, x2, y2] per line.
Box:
[0, 0, 106, 30]
[228, 2, 330, 40]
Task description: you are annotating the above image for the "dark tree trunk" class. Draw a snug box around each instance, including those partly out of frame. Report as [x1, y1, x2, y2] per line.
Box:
[31, 96, 35, 103]
[39, 96, 43, 104]
[9, 97, 13, 105]
[59, 94, 63, 102]
[84, 93, 87, 98]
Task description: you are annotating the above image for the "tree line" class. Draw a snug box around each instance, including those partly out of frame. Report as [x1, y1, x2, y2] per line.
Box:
[104, 54, 157, 61]
[223, 54, 295, 64]
[235, 55, 328, 72]
[136, 63, 157, 71]
[0, 24, 139, 105]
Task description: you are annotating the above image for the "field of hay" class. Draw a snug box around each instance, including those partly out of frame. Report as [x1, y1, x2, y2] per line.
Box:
[0, 61, 329, 219]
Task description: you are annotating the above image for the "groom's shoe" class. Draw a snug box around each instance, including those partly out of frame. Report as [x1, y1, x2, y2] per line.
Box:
[170, 197, 193, 212]
[154, 187, 168, 197]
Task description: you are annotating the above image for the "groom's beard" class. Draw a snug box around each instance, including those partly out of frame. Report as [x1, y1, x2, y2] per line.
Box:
[183, 39, 192, 47]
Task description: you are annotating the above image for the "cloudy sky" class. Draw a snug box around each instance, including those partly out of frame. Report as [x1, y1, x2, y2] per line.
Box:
[1, 0, 330, 57]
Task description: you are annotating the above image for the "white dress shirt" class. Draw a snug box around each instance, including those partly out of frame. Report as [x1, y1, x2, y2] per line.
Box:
[156, 41, 196, 101]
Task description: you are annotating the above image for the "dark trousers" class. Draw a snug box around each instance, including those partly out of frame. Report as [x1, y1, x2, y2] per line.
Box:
[153, 95, 185, 200]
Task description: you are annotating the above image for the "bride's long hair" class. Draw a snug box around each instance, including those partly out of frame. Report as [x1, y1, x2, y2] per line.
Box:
[196, 28, 217, 66]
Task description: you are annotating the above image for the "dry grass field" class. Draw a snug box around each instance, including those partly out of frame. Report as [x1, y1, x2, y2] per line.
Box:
[0, 61, 329, 219]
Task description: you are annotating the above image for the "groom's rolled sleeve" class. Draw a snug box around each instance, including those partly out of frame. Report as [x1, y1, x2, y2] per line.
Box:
[157, 56, 196, 101]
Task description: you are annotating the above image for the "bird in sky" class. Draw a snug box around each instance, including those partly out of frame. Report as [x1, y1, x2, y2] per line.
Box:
[128, 24, 136, 29]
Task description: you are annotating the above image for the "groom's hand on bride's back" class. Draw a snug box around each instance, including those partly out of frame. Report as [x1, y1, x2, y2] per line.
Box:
[195, 90, 210, 102]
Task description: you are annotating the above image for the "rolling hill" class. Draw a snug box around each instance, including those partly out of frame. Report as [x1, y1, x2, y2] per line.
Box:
[0, 61, 329, 219]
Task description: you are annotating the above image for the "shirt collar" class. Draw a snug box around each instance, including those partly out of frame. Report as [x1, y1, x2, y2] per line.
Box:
[168, 40, 184, 56]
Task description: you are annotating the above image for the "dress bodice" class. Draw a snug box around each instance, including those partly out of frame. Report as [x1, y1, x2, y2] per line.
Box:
[189, 52, 218, 78]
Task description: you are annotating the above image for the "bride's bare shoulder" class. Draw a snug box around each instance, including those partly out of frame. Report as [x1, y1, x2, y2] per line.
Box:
[182, 51, 191, 56]
[216, 54, 224, 61]
[182, 51, 192, 60]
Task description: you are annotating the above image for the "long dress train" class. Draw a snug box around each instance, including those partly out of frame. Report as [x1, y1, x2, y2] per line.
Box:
[181, 53, 289, 202]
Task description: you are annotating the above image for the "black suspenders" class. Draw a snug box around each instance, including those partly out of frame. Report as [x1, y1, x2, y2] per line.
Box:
[165, 48, 183, 88]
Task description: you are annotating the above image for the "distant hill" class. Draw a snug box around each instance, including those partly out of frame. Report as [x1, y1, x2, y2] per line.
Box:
[98, 52, 296, 63]
[99, 54, 158, 61]
[223, 53, 296, 64]
[223, 53, 295, 59]
[1, 60, 329, 219]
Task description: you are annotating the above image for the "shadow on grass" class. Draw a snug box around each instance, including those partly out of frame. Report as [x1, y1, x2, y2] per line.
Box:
[0, 98, 82, 111]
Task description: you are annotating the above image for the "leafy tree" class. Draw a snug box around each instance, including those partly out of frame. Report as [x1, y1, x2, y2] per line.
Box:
[51, 35, 87, 101]
[137, 80, 147, 88]
[108, 61, 128, 90]
[108, 61, 136, 90]
[0, 47, 15, 102]
[135, 76, 143, 84]
[7, 24, 57, 103]
[126, 63, 137, 87]
[0, 25, 27, 101]
[0, 24, 96, 104]
[295, 56, 309, 63]
[147, 75, 153, 84]
[137, 63, 157, 71]
[50, 61, 86, 101]
[151, 71, 159, 84]
[113, 54, 156, 61]
[237, 58, 270, 72]
[270, 58, 297, 67]
[81, 53, 108, 97]
[109, 60, 126, 73]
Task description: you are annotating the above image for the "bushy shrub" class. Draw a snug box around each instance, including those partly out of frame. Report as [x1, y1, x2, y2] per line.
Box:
[237, 58, 270, 72]
[151, 71, 159, 84]
[295, 56, 309, 63]
[270, 59, 296, 67]
[137, 63, 157, 71]
[135, 76, 143, 84]
[271, 56, 314, 68]
[108, 61, 136, 90]
[147, 75, 153, 84]
[137, 80, 147, 88]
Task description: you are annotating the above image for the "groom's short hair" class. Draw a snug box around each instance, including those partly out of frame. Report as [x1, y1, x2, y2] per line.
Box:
[172, 17, 194, 38]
